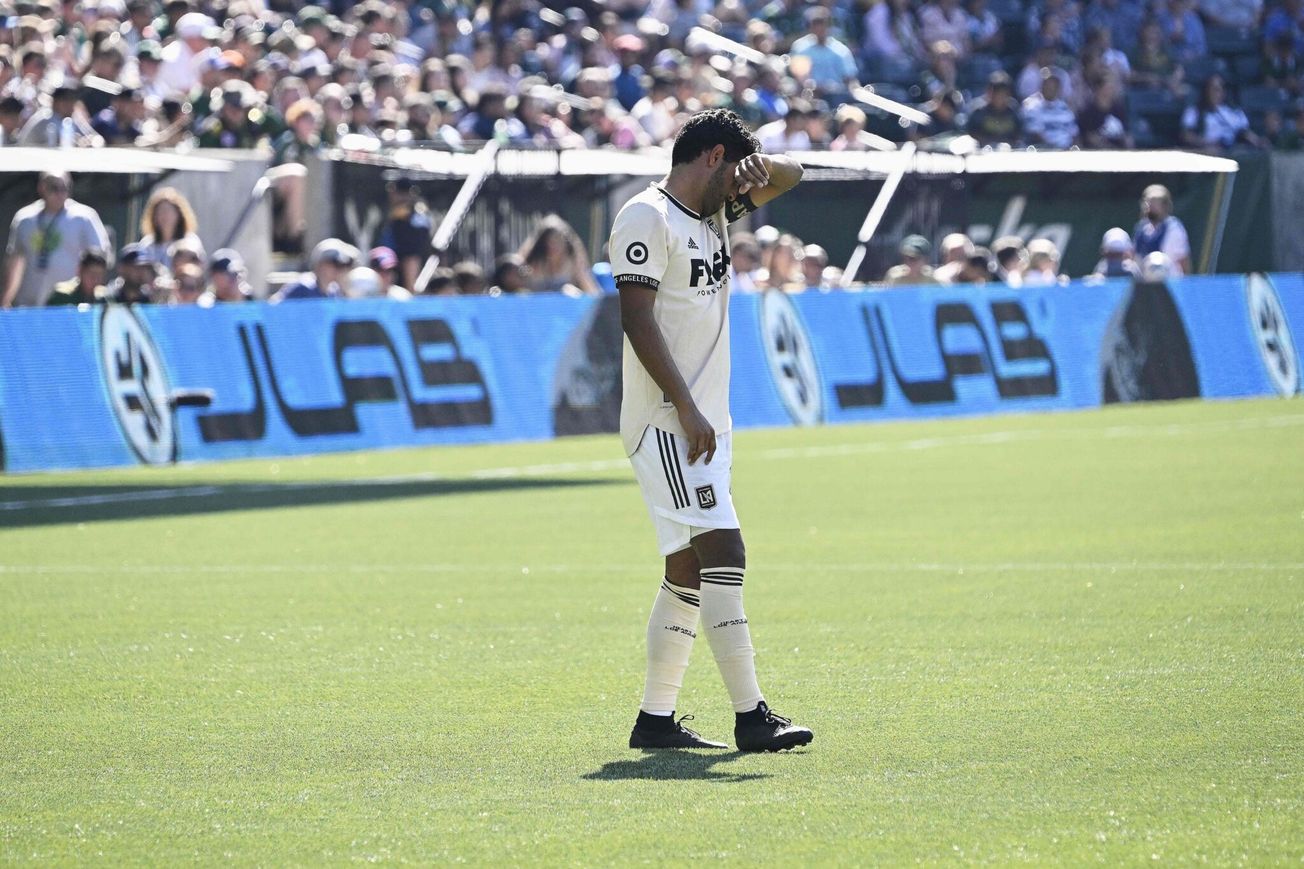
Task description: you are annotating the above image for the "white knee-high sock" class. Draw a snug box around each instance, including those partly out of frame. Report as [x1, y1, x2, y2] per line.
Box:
[699, 566, 764, 713]
[640, 579, 700, 716]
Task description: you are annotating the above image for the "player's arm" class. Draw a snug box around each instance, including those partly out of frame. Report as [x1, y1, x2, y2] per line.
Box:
[619, 283, 716, 466]
[732, 153, 804, 211]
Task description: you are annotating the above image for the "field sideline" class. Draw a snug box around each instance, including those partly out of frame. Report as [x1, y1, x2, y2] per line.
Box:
[1, 398, 1301, 864]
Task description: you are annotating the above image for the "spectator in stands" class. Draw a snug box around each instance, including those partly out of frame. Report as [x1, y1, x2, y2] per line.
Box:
[0, 49, 13, 99]
[884, 235, 940, 286]
[105, 243, 161, 304]
[515, 88, 582, 148]
[1029, 0, 1085, 53]
[272, 238, 358, 301]
[134, 39, 167, 100]
[1262, 34, 1301, 96]
[205, 248, 253, 303]
[920, 0, 972, 59]
[1076, 74, 1132, 148]
[139, 186, 203, 272]
[914, 89, 966, 141]
[379, 176, 434, 294]
[1156, 0, 1207, 65]
[167, 262, 206, 305]
[756, 99, 813, 151]
[519, 215, 599, 296]
[1085, 0, 1145, 54]
[922, 39, 961, 98]
[612, 34, 647, 111]
[168, 238, 206, 272]
[19, 81, 101, 146]
[966, 71, 1023, 147]
[1265, 102, 1304, 149]
[730, 232, 764, 293]
[1023, 238, 1067, 285]
[1133, 184, 1192, 274]
[993, 236, 1028, 285]
[966, 0, 1004, 55]
[487, 254, 528, 296]
[453, 260, 487, 295]
[1090, 227, 1141, 278]
[790, 6, 859, 98]
[1023, 68, 1079, 148]
[1084, 26, 1132, 84]
[3, 172, 111, 308]
[45, 248, 109, 306]
[752, 60, 791, 123]
[92, 85, 147, 145]
[761, 233, 806, 291]
[961, 246, 997, 284]
[459, 84, 526, 142]
[804, 102, 834, 148]
[1129, 20, 1185, 95]
[197, 80, 272, 148]
[1199, 0, 1262, 31]
[0, 96, 24, 146]
[345, 266, 382, 299]
[631, 70, 679, 144]
[934, 232, 974, 283]
[367, 246, 412, 300]
[580, 99, 651, 149]
[1264, 0, 1304, 56]
[801, 244, 830, 289]
[156, 11, 215, 97]
[830, 104, 884, 151]
[273, 98, 322, 165]
[270, 98, 323, 252]
[1181, 74, 1267, 152]
[1018, 38, 1072, 101]
[420, 267, 457, 297]
[863, 0, 926, 66]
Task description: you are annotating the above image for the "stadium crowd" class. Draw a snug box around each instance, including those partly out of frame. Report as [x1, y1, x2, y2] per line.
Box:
[2, 166, 1189, 305]
[0, 0, 1296, 155]
[0, 0, 1266, 303]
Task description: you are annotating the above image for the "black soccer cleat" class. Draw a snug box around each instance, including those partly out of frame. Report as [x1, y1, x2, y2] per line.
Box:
[629, 713, 729, 749]
[734, 702, 814, 752]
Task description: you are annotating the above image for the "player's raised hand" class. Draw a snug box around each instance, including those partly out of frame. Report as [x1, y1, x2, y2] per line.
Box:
[677, 404, 717, 465]
[734, 154, 771, 196]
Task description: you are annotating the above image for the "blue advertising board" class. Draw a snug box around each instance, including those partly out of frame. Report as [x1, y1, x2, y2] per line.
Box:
[0, 274, 1299, 474]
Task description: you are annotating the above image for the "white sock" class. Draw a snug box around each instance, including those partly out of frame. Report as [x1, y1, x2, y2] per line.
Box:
[699, 566, 764, 713]
[640, 579, 700, 716]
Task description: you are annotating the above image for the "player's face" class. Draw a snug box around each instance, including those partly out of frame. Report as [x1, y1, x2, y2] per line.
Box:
[702, 158, 736, 216]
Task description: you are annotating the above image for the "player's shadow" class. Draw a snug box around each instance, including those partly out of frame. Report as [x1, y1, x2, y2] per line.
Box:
[583, 751, 770, 783]
[0, 477, 620, 529]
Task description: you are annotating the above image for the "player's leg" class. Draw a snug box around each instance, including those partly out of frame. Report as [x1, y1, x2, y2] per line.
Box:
[639, 546, 701, 717]
[693, 527, 814, 753]
[627, 430, 727, 749]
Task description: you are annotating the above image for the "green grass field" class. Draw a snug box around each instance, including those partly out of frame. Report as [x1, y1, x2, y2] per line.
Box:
[1, 398, 1301, 864]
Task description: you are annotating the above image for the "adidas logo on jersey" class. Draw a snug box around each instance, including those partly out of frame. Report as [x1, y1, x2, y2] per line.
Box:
[687, 238, 699, 250]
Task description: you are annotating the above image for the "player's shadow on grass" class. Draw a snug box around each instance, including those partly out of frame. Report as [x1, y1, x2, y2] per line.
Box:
[0, 477, 621, 528]
[583, 751, 770, 783]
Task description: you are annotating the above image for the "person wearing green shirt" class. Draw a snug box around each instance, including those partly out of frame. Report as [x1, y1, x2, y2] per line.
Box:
[45, 248, 109, 306]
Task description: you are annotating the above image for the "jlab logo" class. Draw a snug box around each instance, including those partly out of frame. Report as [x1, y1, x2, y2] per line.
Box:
[99, 306, 177, 465]
[690, 251, 730, 287]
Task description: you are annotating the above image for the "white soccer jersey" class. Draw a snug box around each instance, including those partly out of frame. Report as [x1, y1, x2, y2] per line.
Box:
[611, 183, 753, 456]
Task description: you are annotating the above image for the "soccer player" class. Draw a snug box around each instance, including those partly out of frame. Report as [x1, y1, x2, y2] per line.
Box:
[610, 109, 813, 752]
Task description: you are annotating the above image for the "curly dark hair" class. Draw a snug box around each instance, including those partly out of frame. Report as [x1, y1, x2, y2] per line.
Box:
[671, 108, 760, 166]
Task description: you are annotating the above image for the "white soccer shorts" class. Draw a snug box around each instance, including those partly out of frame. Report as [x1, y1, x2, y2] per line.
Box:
[629, 426, 740, 556]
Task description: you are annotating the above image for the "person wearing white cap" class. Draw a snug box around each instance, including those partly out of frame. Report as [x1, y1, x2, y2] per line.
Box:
[1090, 227, 1140, 280]
[270, 238, 359, 302]
[157, 11, 216, 97]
